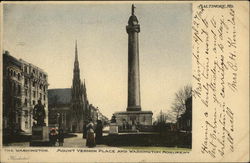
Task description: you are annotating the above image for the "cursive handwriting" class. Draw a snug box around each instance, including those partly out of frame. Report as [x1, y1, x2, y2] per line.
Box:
[193, 4, 236, 158]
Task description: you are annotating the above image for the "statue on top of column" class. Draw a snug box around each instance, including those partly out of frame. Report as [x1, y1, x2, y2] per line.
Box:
[132, 4, 136, 15]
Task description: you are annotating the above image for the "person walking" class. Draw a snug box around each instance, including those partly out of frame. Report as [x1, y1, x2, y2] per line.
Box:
[86, 119, 95, 147]
[58, 129, 64, 146]
[95, 120, 103, 144]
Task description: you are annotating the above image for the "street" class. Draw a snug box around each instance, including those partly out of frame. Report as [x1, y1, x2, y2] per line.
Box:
[5, 133, 109, 148]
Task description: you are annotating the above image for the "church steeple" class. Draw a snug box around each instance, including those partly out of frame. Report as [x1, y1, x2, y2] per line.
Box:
[74, 40, 79, 72]
[71, 40, 86, 132]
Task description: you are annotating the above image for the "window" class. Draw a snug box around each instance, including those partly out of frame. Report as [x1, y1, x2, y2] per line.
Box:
[25, 89, 28, 96]
[40, 93, 42, 99]
[13, 82, 16, 93]
[25, 121, 28, 129]
[43, 85, 46, 92]
[33, 81, 36, 87]
[33, 91, 36, 98]
[24, 99, 27, 106]
[18, 85, 21, 95]
[24, 78, 28, 85]
[25, 110, 28, 116]
[44, 95, 46, 101]
[33, 100, 36, 105]
[17, 73, 21, 80]
[39, 84, 43, 89]
[14, 71, 16, 77]
[24, 66, 27, 73]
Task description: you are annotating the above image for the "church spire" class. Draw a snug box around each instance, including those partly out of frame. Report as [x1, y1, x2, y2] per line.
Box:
[73, 40, 80, 86]
[75, 40, 78, 61]
[74, 40, 79, 66]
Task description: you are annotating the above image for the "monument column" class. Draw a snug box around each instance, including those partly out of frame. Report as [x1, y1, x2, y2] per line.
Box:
[126, 4, 141, 111]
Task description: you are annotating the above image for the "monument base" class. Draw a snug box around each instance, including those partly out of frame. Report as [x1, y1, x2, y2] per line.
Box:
[109, 123, 119, 135]
[114, 111, 153, 132]
[30, 126, 50, 146]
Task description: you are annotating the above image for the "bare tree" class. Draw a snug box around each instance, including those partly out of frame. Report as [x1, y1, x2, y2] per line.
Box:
[155, 109, 176, 124]
[171, 85, 192, 122]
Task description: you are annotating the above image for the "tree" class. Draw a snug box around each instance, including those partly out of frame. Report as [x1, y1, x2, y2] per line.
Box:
[171, 85, 192, 122]
[155, 110, 176, 124]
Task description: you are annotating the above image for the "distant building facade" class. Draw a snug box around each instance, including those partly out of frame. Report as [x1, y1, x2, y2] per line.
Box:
[48, 88, 72, 132]
[3, 51, 48, 136]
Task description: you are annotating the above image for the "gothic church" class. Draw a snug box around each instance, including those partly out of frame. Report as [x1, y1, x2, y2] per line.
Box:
[71, 41, 90, 132]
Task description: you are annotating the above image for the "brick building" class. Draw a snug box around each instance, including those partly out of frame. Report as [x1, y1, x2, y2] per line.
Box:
[3, 51, 48, 137]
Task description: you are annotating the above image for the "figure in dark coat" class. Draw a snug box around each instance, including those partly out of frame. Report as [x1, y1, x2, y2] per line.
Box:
[95, 120, 103, 144]
[49, 128, 57, 146]
[86, 119, 95, 147]
[58, 129, 64, 146]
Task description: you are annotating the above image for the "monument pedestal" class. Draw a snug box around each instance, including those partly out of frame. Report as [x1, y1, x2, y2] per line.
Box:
[109, 123, 119, 135]
[114, 111, 153, 132]
[30, 126, 50, 146]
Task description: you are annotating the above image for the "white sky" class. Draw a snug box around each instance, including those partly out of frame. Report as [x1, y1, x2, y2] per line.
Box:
[3, 2, 192, 119]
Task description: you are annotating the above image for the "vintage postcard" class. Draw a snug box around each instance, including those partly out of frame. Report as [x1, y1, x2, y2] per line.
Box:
[0, 1, 249, 162]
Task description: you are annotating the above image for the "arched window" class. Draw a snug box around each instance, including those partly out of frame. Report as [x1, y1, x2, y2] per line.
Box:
[25, 121, 28, 129]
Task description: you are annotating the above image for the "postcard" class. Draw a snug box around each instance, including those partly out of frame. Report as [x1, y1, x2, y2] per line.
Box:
[0, 1, 249, 162]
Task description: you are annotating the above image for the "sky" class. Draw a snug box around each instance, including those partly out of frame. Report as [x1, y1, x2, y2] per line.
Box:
[3, 2, 192, 119]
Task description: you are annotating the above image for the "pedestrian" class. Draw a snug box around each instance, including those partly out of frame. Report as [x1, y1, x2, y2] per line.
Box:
[95, 120, 103, 144]
[49, 128, 57, 146]
[86, 119, 95, 147]
[58, 128, 64, 146]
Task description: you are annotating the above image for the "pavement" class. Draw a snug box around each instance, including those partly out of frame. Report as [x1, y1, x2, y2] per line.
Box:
[4, 133, 109, 148]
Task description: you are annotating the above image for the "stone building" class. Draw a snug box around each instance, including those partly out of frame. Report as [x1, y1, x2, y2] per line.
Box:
[48, 88, 72, 132]
[3, 51, 48, 136]
[3, 51, 23, 136]
[48, 42, 92, 133]
[71, 41, 90, 132]
[47, 42, 108, 133]
[89, 104, 98, 123]
[20, 59, 48, 133]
